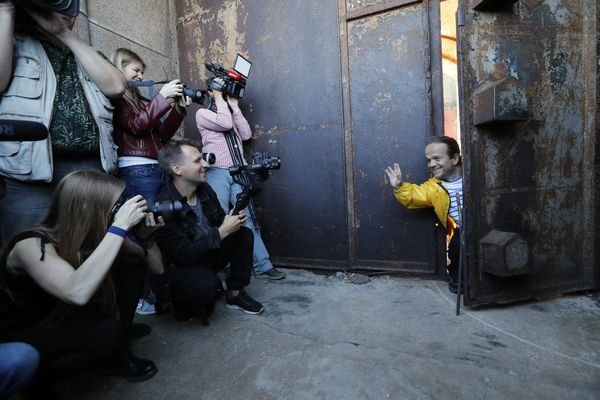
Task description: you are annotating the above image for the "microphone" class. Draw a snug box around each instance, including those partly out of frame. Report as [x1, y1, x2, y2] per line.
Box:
[0, 120, 49, 141]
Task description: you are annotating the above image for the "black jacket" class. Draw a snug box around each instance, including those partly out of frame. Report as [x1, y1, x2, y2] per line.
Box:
[154, 179, 225, 266]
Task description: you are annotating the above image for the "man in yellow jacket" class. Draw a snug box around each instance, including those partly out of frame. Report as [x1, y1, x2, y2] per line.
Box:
[385, 136, 463, 293]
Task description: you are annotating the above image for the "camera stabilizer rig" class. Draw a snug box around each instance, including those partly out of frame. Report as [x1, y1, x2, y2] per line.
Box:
[227, 151, 281, 226]
[229, 153, 281, 217]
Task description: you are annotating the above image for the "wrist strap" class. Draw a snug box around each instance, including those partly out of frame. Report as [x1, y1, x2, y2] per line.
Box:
[108, 225, 128, 238]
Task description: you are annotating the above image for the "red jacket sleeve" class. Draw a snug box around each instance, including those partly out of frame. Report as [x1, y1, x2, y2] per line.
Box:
[114, 94, 173, 137]
[158, 107, 186, 142]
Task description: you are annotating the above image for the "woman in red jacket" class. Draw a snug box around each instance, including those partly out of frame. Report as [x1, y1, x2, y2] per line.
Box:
[111, 48, 190, 315]
[111, 47, 190, 206]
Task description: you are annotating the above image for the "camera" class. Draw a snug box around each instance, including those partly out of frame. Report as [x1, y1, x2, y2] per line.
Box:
[182, 85, 207, 105]
[202, 152, 216, 165]
[205, 54, 252, 99]
[228, 153, 281, 177]
[151, 200, 185, 223]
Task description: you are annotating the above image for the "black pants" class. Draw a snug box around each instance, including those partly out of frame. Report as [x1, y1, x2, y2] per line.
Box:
[14, 316, 122, 398]
[167, 227, 254, 319]
[447, 228, 461, 280]
[13, 259, 145, 398]
[112, 258, 147, 334]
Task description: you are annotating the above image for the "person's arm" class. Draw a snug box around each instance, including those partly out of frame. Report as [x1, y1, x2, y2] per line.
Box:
[157, 96, 189, 142]
[195, 91, 233, 132]
[115, 94, 173, 136]
[226, 97, 252, 141]
[0, 1, 15, 93]
[25, 9, 126, 98]
[394, 181, 434, 209]
[6, 195, 147, 306]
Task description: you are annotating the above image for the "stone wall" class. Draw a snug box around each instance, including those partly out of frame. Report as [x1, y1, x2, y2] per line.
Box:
[77, 0, 180, 101]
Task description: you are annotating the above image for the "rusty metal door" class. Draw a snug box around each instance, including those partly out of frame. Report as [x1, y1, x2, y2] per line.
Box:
[342, 0, 445, 273]
[457, 0, 598, 306]
[174, 1, 445, 273]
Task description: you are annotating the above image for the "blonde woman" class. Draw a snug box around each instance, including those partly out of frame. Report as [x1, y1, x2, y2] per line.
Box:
[111, 47, 190, 206]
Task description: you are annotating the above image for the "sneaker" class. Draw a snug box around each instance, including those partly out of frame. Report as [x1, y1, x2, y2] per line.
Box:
[255, 267, 286, 280]
[135, 298, 156, 316]
[226, 290, 264, 315]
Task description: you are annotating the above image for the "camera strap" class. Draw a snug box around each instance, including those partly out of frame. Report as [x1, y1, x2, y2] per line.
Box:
[223, 130, 261, 229]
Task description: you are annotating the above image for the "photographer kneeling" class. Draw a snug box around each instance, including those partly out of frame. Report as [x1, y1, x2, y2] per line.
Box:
[0, 170, 163, 396]
[155, 139, 264, 320]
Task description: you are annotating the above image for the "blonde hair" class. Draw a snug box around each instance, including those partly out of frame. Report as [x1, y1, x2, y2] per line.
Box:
[111, 47, 147, 111]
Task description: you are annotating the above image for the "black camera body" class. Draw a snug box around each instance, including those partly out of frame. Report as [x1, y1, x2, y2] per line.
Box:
[228, 153, 281, 178]
[228, 152, 281, 215]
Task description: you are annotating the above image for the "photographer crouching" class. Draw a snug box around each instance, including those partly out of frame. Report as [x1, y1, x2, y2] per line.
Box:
[195, 78, 285, 280]
[154, 139, 264, 320]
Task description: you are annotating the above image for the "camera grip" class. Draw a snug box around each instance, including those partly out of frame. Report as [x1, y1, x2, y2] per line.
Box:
[232, 189, 251, 215]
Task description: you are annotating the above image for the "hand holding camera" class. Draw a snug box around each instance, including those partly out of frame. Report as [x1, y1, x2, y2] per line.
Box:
[133, 213, 165, 241]
[219, 209, 247, 239]
[159, 79, 184, 100]
[112, 195, 148, 231]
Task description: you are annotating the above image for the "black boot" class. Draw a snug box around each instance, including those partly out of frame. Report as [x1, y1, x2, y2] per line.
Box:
[100, 351, 157, 382]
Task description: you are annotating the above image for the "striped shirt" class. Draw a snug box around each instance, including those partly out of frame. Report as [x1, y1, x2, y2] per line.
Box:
[195, 97, 252, 169]
[441, 177, 463, 227]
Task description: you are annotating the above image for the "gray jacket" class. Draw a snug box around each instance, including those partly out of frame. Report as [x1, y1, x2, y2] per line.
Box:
[0, 34, 118, 182]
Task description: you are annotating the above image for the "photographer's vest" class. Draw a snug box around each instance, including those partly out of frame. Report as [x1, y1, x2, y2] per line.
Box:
[0, 35, 118, 182]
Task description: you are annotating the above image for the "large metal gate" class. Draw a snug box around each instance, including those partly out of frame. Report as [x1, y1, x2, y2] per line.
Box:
[458, 0, 598, 305]
[175, 0, 445, 274]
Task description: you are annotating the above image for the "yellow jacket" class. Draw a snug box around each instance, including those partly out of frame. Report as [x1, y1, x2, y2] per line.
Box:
[393, 178, 457, 240]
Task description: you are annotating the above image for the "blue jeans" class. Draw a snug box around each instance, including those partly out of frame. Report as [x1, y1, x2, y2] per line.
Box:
[0, 157, 103, 246]
[206, 168, 273, 274]
[118, 163, 162, 205]
[0, 342, 39, 399]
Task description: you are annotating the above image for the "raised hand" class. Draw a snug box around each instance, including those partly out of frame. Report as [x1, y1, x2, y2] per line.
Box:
[385, 163, 403, 189]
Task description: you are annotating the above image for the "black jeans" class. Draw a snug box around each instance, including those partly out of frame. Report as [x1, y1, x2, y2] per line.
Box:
[14, 316, 121, 399]
[447, 228, 461, 279]
[167, 226, 254, 318]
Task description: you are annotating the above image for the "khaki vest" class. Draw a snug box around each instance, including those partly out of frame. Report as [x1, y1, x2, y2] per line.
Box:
[0, 35, 118, 182]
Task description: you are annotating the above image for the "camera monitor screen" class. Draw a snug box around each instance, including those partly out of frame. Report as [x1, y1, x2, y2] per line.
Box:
[234, 54, 251, 79]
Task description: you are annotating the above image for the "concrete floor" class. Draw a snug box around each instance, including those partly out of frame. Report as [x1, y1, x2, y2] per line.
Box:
[64, 269, 600, 400]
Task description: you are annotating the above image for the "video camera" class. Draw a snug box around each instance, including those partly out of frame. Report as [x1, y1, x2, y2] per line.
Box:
[229, 152, 281, 215]
[205, 54, 251, 99]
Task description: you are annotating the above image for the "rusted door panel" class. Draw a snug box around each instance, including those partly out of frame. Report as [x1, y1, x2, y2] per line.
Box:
[459, 0, 597, 305]
[348, 2, 441, 272]
[175, 1, 349, 267]
[241, 1, 349, 266]
[175, 1, 444, 272]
